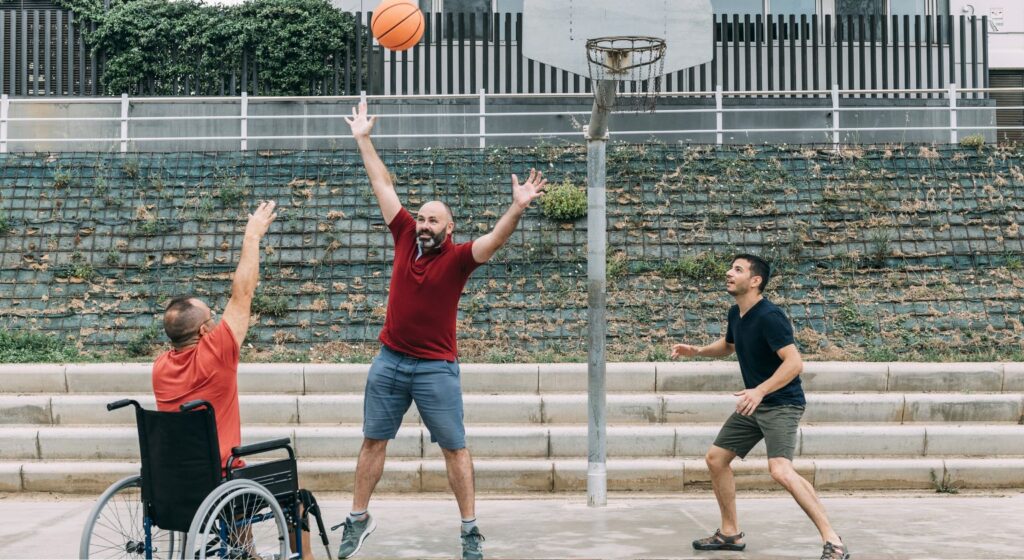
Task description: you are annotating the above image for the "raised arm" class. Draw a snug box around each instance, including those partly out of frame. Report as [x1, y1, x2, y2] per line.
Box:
[221, 201, 278, 348]
[471, 168, 547, 264]
[345, 101, 402, 225]
[670, 336, 735, 359]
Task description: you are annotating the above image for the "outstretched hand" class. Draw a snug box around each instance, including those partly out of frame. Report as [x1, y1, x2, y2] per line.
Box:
[244, 200, 277, 240]
[670, 343, 699, 359]
[512, 168, 547, 210]
[344, 101, 376, 138]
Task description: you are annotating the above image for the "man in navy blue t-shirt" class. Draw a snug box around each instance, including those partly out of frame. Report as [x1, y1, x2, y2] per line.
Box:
[671, 254, 849, 560]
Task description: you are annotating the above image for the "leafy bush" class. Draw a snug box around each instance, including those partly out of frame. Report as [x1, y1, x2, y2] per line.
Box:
[959, 134, 985, 149]
[540, 180, 587, 221]
[71, 0, 360, 95]
[252, 292, 292, 317]
[0, 331, 80, 362]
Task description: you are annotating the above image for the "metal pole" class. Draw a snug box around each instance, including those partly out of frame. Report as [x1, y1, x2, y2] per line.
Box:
[715, 85, 723, 145]
[585, 79, 614, 508]
[479, 88, 486, 148]
[240, 92, 248, 151]
[948, 82, 957, 144]
[0, 94, 8, 154]
[832, 83, 840, 148]
[119, 93, 129, 153]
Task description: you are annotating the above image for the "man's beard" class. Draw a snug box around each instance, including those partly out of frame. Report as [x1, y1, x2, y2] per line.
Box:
[417, 229, 446, 251]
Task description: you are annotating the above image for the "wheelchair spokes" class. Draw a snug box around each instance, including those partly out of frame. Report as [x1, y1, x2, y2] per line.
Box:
[80, 475, 181, 559]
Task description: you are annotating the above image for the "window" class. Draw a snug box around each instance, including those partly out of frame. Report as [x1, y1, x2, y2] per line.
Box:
[712, 0, 763, 16]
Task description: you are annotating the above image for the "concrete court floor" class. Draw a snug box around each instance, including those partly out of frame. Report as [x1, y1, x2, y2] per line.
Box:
[1, 491, 1020, 559]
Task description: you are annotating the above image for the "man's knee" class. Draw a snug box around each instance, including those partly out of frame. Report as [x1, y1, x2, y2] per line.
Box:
[440, 445, 468, 458]
[768, 458, 796, 485]
[361, 437, 389, 452]
[705, 446, 733, 470]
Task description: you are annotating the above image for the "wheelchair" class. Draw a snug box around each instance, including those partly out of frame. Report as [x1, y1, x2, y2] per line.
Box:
[80, 398, 329, 559]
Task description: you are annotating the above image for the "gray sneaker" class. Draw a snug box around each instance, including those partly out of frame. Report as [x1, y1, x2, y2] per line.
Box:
[335, 514, 376, 559]
[461, 526, 485, 560]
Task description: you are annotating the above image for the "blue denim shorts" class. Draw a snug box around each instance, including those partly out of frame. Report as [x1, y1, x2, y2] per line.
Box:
[362, 346, 466, 450]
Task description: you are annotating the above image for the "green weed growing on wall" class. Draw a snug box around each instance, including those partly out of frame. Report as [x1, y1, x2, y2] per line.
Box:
[540, 180, 587, 221]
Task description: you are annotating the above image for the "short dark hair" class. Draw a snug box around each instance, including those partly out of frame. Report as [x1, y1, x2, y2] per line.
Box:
[163, 295, 207, 346]
[732, 254, 771, 292]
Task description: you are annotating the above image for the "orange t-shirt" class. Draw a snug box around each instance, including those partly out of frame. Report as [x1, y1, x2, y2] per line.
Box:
[152, 321, 241, 469]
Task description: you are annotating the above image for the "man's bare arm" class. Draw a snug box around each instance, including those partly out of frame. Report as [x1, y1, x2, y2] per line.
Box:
[670, 336, 735, 359]
[221, 201, 277, 348]
[472, 169, 546, 263]
[346, 102, 402, 224]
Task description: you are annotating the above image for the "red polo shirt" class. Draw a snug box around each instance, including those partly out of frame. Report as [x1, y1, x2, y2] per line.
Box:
[378, 209, 481, 361]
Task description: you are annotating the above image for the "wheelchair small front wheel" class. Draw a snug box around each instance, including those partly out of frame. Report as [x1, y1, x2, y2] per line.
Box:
[80, 475, 183, 559]
[184, 479, 289, 560]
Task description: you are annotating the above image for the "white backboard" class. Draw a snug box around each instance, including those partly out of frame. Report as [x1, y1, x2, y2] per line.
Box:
[522, 0, 714, 77]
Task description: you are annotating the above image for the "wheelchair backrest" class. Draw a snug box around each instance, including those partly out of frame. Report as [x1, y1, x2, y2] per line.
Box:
[136, 405, 222, 533]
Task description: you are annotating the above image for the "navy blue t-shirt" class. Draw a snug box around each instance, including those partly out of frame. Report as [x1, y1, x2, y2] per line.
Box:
[725, 298, 805, 407]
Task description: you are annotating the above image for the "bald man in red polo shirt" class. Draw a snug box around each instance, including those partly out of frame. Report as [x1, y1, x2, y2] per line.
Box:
[335, 102, 546, 560]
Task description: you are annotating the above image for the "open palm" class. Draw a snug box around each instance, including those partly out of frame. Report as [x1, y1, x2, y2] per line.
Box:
[512, 168, 548, 210]
[344, 101, 376, 138]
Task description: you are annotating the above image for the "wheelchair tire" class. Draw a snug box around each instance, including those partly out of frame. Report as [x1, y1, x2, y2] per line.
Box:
[80, 474, 184, 559]
[183, 479, 289, 560]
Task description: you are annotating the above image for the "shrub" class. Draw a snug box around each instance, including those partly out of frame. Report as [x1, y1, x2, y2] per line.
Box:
[959, 134, 985, 149]
[540, 180, 587, 221]
[0, 331, 80, 362]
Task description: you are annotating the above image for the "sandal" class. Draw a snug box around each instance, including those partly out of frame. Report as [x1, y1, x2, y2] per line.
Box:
[820, 539, 850, 560]
[692, 529, 746, 551]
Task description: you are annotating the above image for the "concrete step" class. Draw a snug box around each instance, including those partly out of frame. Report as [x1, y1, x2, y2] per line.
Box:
[4, 457, 1023, 494]
[5, 392, 1021, 426]
[2, 362, 1021, 395]
[5, 424, 1023, 461]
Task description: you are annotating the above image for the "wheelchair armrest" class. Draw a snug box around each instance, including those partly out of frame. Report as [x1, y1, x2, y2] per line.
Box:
[106, 399, 140, 412]
[180, 400, 214, 413]
[231, 438, 295, 459]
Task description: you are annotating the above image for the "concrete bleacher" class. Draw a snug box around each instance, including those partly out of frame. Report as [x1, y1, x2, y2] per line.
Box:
[1, 361, 1022, 494]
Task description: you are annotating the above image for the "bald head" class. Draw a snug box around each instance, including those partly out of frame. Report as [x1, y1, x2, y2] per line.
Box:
[163, 296, 212, 348]
[419, 200, 453, 222]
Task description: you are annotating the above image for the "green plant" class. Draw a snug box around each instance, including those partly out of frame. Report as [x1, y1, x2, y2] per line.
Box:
[122, 159, 140, 179]
[930, 470, 959, 494]
[607, 253, 628, 280]
[136, 217, 162, 236]
[0, 330, 80, 362]
[540, 180, 587, 221]
[125, 323, 161, 357]
[251, 292, 292, 317]
[217, 175, 250, 206]
[660, 253, 728, 281]
[0, 212, 10, 235]
[105, 250, 122, 266]
[53, 166, 74, 189]
[54, 252, 97, 281]
[959, 134, 985, 150]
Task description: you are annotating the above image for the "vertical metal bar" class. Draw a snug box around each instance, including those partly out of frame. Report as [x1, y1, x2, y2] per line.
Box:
[422, 10, 430, 95]
[767, 14, 773, 92]
[392, 31, 400, 95]
[882, 13, 889, 95]
[516, 13, 523, 94]
[721, 15, 729, 91]
[340, 48, 346, 95]
[446, 12, 454, 94]
[119, 93, 128, 153]
[241, 50, 248, 93]
[526, 15, 534, 93]
[926, 15, 933, 98]
[948, 82, 957, 143]
[948, 14, 955, 92]
[832, 83, 839, 148]
[399, 47, 407, 96]
[800, 14, 808, 94]
[240, 91, 247, 151]
[869, 14, 876, 97]
[355, 12, 363, 93]
[715, 85, 723, 145]
[915, 15, 922, 97]
[790, 14, 797, 93]
[755, 14, 763, 92]
[937, 15, 944, 89]
[958, 15, 966, 97]
[688, 66, 695, 93]
[892, 15, 900, 95]
[457, 12, 464, 95]
[971, 16, 979, 98]
[0, 94, 8, 153]
[0, 12, 5, 96]
[492, 12, 500, 95]
[825, 14, 831, 93]
[778, 14, 785, 91]
[744, 14, 751, 92]
[469, 13, 476, 95]
[711, 17, 718, 92]
[44, 10, 50, 95]
[847, 14, 854, 96]
[480, 13, 487, 95]
[478, 88, 485, 148]
[32, 10, 39, 95]
[504, 13, 511, 94]
[982, 15, 989, 94]
[436, 12, 444, 95]
[56, 11, 62, 95]
[367, 12, 376, 95]
[903, 15, 911, 97]
[22, 10, 29, 96]
[732, 14, 739, 92]
[858, 15, 865, 94]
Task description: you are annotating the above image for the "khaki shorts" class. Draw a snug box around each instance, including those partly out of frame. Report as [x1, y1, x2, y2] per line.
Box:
[712, 404, 805, 460]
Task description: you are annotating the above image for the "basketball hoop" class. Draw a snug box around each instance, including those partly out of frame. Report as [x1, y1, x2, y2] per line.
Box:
[586, 36, 666, 112]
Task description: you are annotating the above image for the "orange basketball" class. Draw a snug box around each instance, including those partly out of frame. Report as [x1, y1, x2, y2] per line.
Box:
[371, 0, 425, 52]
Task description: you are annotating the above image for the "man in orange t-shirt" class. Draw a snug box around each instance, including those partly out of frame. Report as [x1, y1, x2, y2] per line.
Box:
[151, 201, 317, 558]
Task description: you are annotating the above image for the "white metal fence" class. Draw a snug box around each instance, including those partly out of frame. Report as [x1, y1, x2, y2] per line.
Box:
[0, 85, 1021, 153]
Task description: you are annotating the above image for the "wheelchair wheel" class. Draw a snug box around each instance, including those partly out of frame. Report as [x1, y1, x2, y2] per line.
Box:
[80, 475, 184, 559]
[184, 479, 289, 560]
